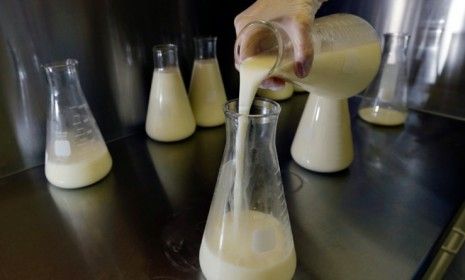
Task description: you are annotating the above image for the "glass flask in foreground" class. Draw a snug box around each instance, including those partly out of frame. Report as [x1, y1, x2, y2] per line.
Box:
[199, 98, 296, 280]
[358, 33, 410, 126]
[44, 59, 112, 189]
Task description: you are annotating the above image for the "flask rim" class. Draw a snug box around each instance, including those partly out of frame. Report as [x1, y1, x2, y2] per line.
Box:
[234, 20, 283, 77]
[42, 59, 79, 70]
[224, 97, 281, 118]
[152, 43, 177, 53]
[193, 36, 217, 42]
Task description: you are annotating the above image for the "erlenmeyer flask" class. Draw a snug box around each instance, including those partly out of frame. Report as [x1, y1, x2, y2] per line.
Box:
[358, 34, 410, 126]
[44, 59, 112, 189]
[189, 36, 227, 127]
[146, 44, 196, 142]
[200, 98, 296, 280]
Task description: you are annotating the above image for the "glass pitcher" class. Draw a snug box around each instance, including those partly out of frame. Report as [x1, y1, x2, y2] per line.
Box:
[235, 14, 381, 172]
[234, 13, 381, 98]
[199, 98, 296, 280]
[189, 36, 227, 127]
[44, 59, 112, 189]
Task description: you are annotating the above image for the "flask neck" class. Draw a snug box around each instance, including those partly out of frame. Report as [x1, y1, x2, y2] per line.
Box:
[44, 59, 81, 99]
[194, 36, 217, 60]
[153, 44, 179, 69]
[224, 97, 280, 147]
[382, 33, 410, 58]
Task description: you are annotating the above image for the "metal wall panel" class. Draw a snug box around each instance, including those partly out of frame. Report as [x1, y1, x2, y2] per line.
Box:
[0, 0, 252, 178]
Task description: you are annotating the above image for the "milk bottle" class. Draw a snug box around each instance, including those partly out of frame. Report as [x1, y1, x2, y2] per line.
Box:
[146, 44, 196, 142]
[189, 37, 227, 127]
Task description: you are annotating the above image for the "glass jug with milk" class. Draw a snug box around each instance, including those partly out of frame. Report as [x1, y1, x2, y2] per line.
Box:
[234, 14, 382, 172]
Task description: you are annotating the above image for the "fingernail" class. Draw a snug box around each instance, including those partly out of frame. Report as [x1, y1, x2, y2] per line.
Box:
[295, 60, 311, 78]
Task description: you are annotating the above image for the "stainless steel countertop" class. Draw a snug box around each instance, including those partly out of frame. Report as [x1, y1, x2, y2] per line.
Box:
[1, 94, 464, 280]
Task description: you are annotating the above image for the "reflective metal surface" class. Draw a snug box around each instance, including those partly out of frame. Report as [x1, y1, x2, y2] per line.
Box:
[409, 0, 465, 120]
[318, 0, 422, 35]
[0, 94, 464, 279]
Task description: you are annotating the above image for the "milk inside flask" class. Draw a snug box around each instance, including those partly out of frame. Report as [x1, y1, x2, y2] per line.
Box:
[146, 44, 196, 142]
[189, 36, 227, 127]
[235, 14, 381, 172]
[44, 59, 112, 189]
[199, 98, 296, 280]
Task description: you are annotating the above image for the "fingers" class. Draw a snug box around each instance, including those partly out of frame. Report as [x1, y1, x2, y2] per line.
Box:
[284, 16, 314, 78]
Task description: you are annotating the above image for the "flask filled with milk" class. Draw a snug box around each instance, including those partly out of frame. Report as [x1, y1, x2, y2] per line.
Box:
[235, 14, 382, 172]
[145, 44, 196, 142]
[44, 59, 112, 189]
[199, 98, 296, 280]
[189, 36, 227, 127]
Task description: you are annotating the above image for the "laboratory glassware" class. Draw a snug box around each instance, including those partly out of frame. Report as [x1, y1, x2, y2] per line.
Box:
[235, 14, 381, 172]
[146, 44, 196, 142]
[199, 98, 296, 280]
[189, 36, 227, 127]
[358, 33, 410, 126]
[44, 59, 112, 189]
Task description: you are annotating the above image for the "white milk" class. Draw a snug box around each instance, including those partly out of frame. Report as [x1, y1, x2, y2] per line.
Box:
[280, 42, 382, 99]
[45, 148, 112, 189]
[145, 67, 196, 142]
[189, 59, 227, 127]
[291, 95, 353, 172]
[233, 56, 275, 226]
[257, 82, 294, 101]
[358, 107, 407, 126]
[199, 210, 296, 280]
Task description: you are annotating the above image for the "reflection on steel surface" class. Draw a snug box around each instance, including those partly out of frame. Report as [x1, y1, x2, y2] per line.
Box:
[409, 0, 465, 119]
[0, 0, 48, 176]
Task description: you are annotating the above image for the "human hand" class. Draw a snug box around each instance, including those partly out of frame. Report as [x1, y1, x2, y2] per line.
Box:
[235, 0, 326, 89]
